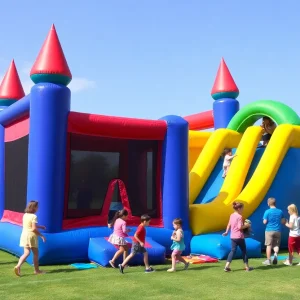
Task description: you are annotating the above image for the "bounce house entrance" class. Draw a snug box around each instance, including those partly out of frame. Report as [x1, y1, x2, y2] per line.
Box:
[63, 134, 163, 229]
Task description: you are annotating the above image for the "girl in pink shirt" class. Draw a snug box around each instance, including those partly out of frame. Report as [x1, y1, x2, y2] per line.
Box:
[108, 209, 130, 268]
[222, 202, 253, 272]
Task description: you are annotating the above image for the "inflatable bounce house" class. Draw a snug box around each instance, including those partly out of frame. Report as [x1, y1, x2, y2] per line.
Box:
[1, 24, 300, 265]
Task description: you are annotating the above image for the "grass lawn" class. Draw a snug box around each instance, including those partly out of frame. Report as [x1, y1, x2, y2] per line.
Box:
[0, 250, 299, 300]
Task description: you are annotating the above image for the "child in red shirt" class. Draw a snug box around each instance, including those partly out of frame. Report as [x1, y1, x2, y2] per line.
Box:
[118, 214, 154, 273]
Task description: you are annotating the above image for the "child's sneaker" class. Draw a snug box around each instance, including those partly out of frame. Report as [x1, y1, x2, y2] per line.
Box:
[262, 259, 271, 266]
[184, 262, 190, 270]
[283, 260, 292, 266]
[245, 267, 254, 272]
[109, 260, 115, 268]
[145, 267, 154, 273]
[224, 267, 231, 272]
[118, 264, 124, 274]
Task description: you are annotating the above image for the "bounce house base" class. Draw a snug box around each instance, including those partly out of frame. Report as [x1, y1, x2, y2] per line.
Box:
[190, 234, 262, 260]
[88, 237, 166, 267]
[0, 222, 192, 265]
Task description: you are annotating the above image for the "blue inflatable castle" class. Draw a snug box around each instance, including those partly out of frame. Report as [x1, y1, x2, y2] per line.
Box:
[0, 25, 191, 265]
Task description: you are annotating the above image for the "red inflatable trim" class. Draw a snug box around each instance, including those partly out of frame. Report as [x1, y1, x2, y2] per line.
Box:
[1, 210, 23, 226]
[4, 115, 29, 142]
[68, 112, 167, 140]
[105, 237, 152, 249]
[184, 110, 214, 130]
[63, 179, 163, 229]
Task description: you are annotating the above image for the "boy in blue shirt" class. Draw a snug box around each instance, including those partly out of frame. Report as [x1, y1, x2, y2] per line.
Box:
[262, 197, 285, 265]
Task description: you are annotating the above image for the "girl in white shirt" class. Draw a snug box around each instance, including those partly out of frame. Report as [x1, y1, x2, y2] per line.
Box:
[284, 204, 300, 266]
[222, 148, 237, 178]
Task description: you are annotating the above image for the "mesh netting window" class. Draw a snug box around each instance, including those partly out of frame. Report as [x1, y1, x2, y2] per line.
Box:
[67, 150, 120, 218]
[66, 134, 160, 219]
[4, 135, 29, 212]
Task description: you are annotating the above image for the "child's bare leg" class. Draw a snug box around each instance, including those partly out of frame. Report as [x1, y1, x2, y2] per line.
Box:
[171, 253, 177, 270]
[123, 245, 128, 261]
[110, 246, 126, 267]
[288, 252, 293, 264]
[31, 248, 44, 274]
[177, 255, 187, 264]
[266, 245, 272, 260]
[15, 247, 30, 275]
[143, 252, 150, 269]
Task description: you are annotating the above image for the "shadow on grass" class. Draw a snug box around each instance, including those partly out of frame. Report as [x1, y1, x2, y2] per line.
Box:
[46, 268, 86, 274]
[228, 264, 288, 272]
[253, 265, 288, 271]
[0, 261, 16, 265]
[156, 264, 220, 272]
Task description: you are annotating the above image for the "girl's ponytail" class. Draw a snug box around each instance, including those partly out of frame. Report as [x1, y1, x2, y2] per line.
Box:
[110, 209, 128, 227]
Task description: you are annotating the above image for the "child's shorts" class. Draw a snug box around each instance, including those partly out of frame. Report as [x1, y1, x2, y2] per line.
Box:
[131, 242, 147, 254]
[288, 236, 300, 254]
[172, 249, 182, 256]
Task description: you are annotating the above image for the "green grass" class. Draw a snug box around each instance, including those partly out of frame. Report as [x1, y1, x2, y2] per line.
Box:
[0, 250, 299, 300]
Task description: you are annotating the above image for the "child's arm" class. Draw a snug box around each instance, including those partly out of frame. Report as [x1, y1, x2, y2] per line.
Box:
[285, 217, 294, 229]
[227, 154, 237, 160]
[122, 223, 130, 234]
[36, 225, 46, 230]
[171, 230, 183, 242]
[240, 223, 250, 230]
[222, 222, 231, 236]
[32, 223, 46, 242]
[263, 211, 268, 225]
[134, 233, 144, 247]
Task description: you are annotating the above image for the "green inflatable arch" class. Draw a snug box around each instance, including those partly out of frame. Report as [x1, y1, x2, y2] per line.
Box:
[227, 100, 300, 133]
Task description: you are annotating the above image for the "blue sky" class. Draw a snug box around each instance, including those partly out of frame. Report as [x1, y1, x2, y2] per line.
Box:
[0, 0, 300, 120]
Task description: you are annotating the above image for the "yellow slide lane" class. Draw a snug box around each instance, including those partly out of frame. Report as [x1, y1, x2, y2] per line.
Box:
[190, 124, 300, 236]
[188, 131, 212, 172]
[189, 128, 242, 204]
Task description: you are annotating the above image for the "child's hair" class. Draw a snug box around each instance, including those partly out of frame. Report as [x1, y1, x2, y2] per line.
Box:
[141, 214, 151, 222]
[232, 201, 244, 210]
[288, 204, 298, 216]
[25, 201, 38, 213]
[110, 209, 128, 227]
[263, 116, 275, 125]
[268, 197, 276, 206]
[173, 218, 183, 226]
[222, 148, 232, 157]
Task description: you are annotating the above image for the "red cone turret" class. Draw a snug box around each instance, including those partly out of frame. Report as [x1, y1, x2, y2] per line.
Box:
[30, 24, 72, 86]
[211, 58, 239, 100]
[0, 60, 25, 106]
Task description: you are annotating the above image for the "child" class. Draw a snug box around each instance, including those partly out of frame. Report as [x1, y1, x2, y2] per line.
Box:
[262, 197, 285, 265]
[167, 218, 189, 272]
[260, 117, 276, 146]
[222, 201, 253, 272]
[118, 214, 154, 273]
[243, 219, 253, 238]
[222, 148, 237, 178]
[108, 209, 130, 268]
[14, 201, 46, 276]
[284, 204, 300, 266]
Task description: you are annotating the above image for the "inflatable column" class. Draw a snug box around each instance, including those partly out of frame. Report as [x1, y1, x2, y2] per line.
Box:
[27, 25, 72, 232]
[0, 61, 25, 218]
[160, 115, 189, 230]
[211, 58, 240, 129]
